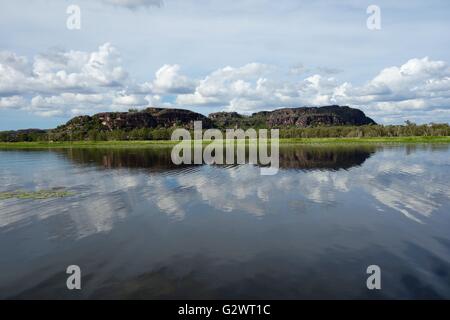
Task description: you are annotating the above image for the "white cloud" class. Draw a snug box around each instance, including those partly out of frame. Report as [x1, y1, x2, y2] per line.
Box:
[0, 95, 26, 109]
[113, 93, 147, 106]
[176, 63, 274, 109]
[0, 43, 128, 97]
[29, 93, 109, 117]
[176, 66, 341, 112]
[332, 57, 450, 121]
[1, 43, 450, 124]
[32, 43, 128, 90]
[175, 57, 450, 122]
[0, 52, 30, 95]
[143, 64, 196, 95]
[0, 44, 143, 117]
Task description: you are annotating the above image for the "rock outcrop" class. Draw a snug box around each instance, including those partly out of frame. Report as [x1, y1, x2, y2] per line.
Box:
[267, 105, 375, 127]
[145, 108, 212, 129]
[209, 105, 376, 128]
[95, 112, 157, 131]
[57, 107, 212, 133]
[1, 105, 376, 141]
[208, 112, 246, 128]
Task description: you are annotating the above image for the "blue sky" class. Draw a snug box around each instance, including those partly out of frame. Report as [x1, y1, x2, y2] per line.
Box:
[1, 0, 450, 129]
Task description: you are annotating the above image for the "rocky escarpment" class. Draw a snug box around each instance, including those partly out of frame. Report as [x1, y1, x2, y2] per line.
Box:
[52, 105, 374, 138]
[95, 112, 157, 131]
[209, 105, 376, 128]
[56, 107, 212, 133]
[208, 112, 244, 127]
[1, 105, 376, 141]
[267, 105, 375, 127]
[145, 108, 213, 128]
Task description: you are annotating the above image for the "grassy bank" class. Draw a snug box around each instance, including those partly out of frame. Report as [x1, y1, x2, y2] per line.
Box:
[0, 136, 449, 149]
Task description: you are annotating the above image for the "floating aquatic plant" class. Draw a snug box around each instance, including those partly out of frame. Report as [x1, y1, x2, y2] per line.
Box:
[0, 189, 74, 200]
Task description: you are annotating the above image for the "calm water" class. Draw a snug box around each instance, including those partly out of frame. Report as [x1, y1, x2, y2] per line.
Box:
[0, 144, 450, 299]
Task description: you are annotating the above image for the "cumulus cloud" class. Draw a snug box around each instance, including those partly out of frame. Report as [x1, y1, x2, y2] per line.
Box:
[176, 63, 274, 109]
[0, 44, 144, 116]
[0, 52, 30, 96]
[175, 57, 450, 122]
[0, 43, 127, 97]
[0, 96, 26, 109]
[29, 93, 109, 117]
[27, 91, 154, 116]
[177, 65, 342, 112]
[141, 64, 196, 95]
[1, 43, 450, 123]
[32, 43, 128, 90]
[113, 93, 148, 106]
[333, 57, 450, 122]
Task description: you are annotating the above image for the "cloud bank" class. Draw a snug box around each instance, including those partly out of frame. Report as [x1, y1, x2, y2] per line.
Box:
[1, 43, 450, 124]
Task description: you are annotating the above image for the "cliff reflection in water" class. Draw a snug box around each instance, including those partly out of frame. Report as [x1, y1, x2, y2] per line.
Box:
[54, 145, 376, 171]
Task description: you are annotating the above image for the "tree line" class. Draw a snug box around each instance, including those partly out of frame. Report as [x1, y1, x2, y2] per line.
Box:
[1, 122, 449, 142]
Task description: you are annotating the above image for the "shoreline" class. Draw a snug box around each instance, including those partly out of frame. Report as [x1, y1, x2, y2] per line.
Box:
[1, 136, 450, 148]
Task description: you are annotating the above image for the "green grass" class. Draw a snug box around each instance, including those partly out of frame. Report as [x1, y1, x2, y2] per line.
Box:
[0, 189, 75, 200]
[0, 136, 449, 149]
[0, 140, 178, 149]
[279, 136, 450, 144]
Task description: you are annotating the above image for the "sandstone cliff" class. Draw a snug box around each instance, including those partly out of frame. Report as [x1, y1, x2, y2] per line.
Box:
[57, 107, 212, 133]
[209, 105, 376, 128]
[1, 105, 376, 141]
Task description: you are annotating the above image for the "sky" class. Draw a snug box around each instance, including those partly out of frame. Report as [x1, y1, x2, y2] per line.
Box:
[1, 0, 450, 130]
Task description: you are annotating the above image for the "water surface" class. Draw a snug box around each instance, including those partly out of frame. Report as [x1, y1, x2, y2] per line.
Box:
[0, 144, 449, 299]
